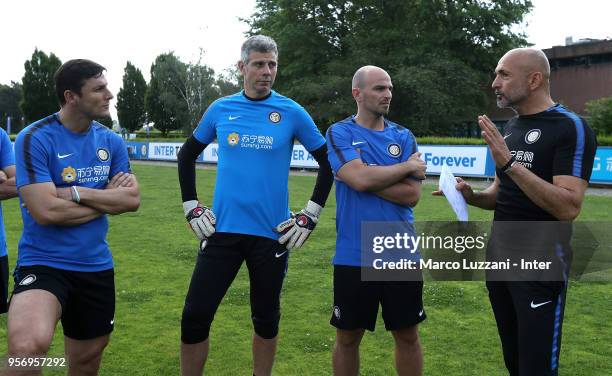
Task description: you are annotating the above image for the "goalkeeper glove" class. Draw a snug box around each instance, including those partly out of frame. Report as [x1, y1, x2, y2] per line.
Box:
[183, 200, 216, 240]
[275, 200, 322, 250]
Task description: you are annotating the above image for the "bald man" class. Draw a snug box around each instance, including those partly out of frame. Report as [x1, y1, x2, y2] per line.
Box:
[326, 66, 427, 376]
[435, 48, 596, 375]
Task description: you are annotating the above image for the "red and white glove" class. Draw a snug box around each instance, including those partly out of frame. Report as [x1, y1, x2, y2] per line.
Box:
[275, 200, 322, 250]
[183, 200, 216, 240]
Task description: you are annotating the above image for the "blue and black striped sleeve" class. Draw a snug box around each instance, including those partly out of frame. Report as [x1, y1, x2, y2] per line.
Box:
[14, 130, 52, 188]
[109, 132, 132, 177]
[325, 123, 360, 175]
[552, 116, 597, 181]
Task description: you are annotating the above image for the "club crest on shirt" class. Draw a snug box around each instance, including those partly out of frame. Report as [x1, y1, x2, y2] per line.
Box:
[387, 143, 401, 157]
[268, 112, 281, 124]
[61, 166, 77, 183]
[227, 132, 240, 146]
[524, 129, 541, 144]
[97, 148, 110, 162]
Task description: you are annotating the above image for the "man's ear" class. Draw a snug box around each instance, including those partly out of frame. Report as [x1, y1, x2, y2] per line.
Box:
[352, 87, 361, 102]
[528, 72, 544, 91]
[64, 90, 77, 105]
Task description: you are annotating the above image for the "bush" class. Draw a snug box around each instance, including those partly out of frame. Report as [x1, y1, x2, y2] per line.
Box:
[586, 96, 612, 136]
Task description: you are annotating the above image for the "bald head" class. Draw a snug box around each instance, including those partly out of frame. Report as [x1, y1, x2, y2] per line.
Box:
[352, 65, 390, 89]
[500, 48, 551, 82]
[492, 48, 554, 113]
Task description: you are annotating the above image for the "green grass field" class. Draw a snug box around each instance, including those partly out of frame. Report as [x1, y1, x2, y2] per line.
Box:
[1, 163, 611, 375]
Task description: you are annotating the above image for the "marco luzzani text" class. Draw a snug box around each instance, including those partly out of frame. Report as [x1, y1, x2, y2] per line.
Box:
[370, 233, 552, 271]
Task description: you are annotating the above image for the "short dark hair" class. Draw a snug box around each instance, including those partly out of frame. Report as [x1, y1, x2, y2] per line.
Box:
[54, 59, 106, 105]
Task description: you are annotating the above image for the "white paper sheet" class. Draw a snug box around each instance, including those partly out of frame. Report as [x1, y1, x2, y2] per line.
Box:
[439, 165, 469, 221]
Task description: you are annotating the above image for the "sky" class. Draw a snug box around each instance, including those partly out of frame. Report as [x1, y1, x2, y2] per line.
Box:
[1, 0, 610, 119]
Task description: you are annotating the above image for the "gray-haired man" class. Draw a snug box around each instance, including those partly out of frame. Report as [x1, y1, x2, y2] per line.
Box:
[177, 35, 334, 375]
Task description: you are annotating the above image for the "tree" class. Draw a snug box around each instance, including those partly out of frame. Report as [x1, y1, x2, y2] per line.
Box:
[117, 62, 147, 133]
[586, 96, 612, 136]
[97, 116, 114, 129]
[146, 52, 220, 136]
[246, 0, 533, 135]
[146, 53, 189, 136]
[20, 49, 62, 123]
[183, 51, 218, 133]
[0, 82, 23, 131]
[216, 67, 241, 97]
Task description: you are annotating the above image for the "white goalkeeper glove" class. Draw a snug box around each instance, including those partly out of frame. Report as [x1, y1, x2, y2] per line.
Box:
[183, 200, 216, 240]
[275, 200, 322, 250]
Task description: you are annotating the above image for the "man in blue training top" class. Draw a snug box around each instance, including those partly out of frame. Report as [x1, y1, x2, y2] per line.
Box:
[326, 66, 427, 376]
[7, 59, 140, 375]
[0, 126, 17, 315]
[177, 35, 334, 376]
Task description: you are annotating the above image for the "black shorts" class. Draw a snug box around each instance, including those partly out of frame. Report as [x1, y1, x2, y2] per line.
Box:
[330, 265, 426, 332]
[1, 255, 8, 314]
[487, 280, 567, 376]
[12, 265, 115, 340]
[181, 232, 289, 343]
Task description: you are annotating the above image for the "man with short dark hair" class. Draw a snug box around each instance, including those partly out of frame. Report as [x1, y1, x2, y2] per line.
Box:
[177, 35, 334, 376]
[326, 66, 427, 376]
[0, 126, 17, 315]
[7, 59, 140, 376]
[435, 48, 596, 375]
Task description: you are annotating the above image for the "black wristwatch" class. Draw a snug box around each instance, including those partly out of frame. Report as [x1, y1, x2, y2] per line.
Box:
[501, 156, 516, 174]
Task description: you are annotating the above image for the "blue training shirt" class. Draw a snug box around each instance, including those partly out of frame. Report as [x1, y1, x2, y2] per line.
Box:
[193, 90, 325, 240]
[14, 114, 131, 271]
[326, 116, 418, 266]
[0, 128, 15, 258]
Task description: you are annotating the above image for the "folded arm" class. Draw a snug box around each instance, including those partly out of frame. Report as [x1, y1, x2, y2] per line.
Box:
[66, 172, 141, 215]
[337, 153, 425, 193]
[19, 182, 103, 226]
[0, 165, 17, 200]
[374, 177, 422, 207]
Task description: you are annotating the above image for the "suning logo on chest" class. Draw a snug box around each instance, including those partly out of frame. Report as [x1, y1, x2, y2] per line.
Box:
[227, 132, 274, 150]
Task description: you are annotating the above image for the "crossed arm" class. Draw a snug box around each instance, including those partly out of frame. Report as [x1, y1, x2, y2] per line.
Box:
[0, 165, 17, 200]
[337, 155, 425, 207]
[19, 172, 140, 226]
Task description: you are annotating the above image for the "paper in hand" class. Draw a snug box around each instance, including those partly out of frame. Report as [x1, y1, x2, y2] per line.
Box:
[439, 165, 469, 221]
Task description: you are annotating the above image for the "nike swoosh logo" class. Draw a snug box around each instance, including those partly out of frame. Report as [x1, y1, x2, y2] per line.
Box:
[418, 309, 424, 317]
[530, 300, 552, 309]
[503, 133, 512, 140]
[229, 115, 241, 120]
[275, 250, 288, 258]
[352, 141, 366, 146]
[57, 153, 73, 159]
[110, 319, 114, 325]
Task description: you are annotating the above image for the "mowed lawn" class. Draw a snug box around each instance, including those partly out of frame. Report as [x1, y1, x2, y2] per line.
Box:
[1, 163, 610, 375]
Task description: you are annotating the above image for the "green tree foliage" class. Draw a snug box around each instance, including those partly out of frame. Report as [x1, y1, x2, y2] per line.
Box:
[246, 0, 532, 135]
[0, 82, 23, 130]
[146, 52, 220, 136]
[117, 62, 147, 132]
[586, 96, 612, 136]
[97, 116, 114, 129]
[20, 49, 62, 123]
[184, 52, 218, 133]
[216, 67, 241, 97]
[146, 53, 189, 136]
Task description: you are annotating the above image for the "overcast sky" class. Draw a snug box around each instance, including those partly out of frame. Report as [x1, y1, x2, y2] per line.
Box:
[1, 0, 610, 119]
